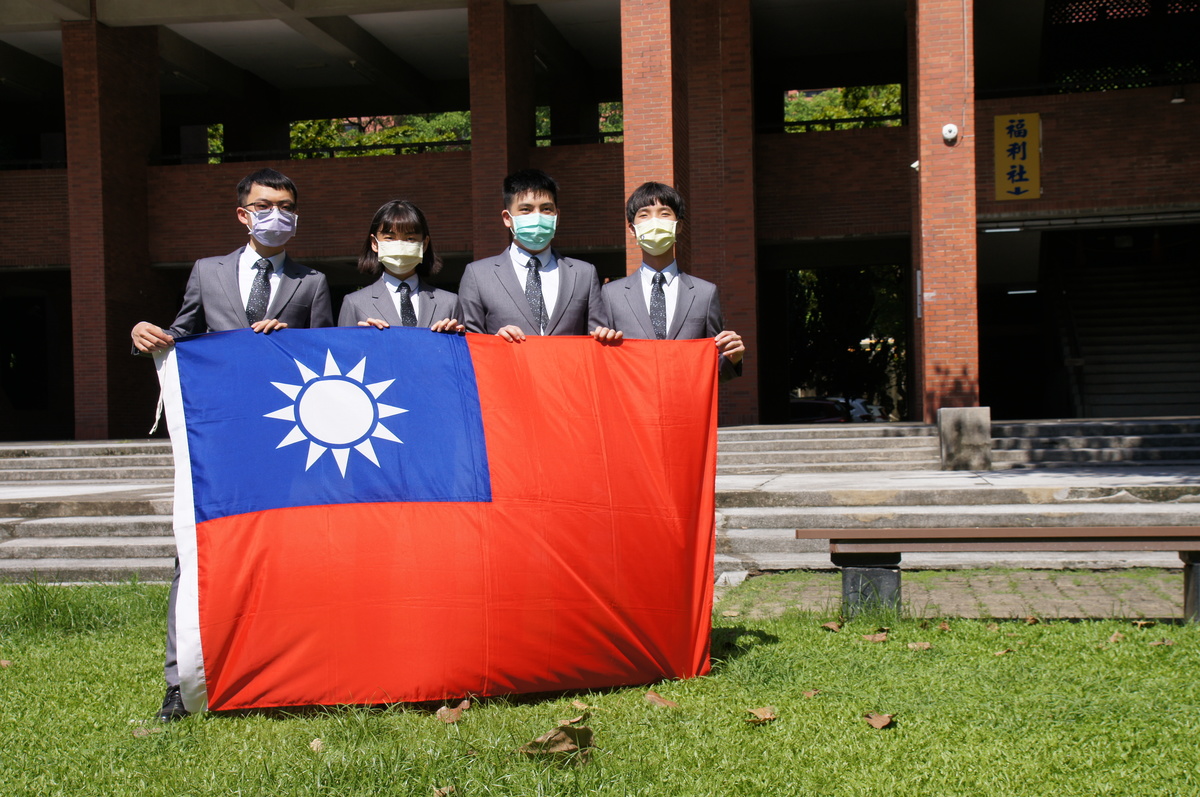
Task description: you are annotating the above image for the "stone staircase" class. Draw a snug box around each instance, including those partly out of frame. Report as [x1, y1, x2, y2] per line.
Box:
[715, 476, 1200, 575]
[0, 440, 173, 481]
[992, 418, 1200, 468]
[717, 424, 940, 474]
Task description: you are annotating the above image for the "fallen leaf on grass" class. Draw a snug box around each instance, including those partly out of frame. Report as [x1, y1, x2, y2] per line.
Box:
[645, 690, 680, 708]
[1025, 616, 1040, 625]
[1109, 632, 1125, 644]
[987, 623, 1000, 632]
[907, 642, 931, 650]
[1005, 633, 1021, 638]
[938, 621, 951, 632]
[559, 713, 589, 726]
[1133, 620, 1156, 629]
[994, 649, 1013, 656]
[571, 700, 592, 710]
[864, 713, 894, 729]
[433, 787, 455, 796]
[518, 726, 593, 765]
[721, 610, 741, 617]
[745, 706, 777, 724]
[436, 699, 471, 724]
[0, 660, 10, 668]
[803, 690, 821, 698]
[1150, 639, 1176, 647]
[131, 726, 164, 738]
[862, 632, 888, 643]
[822, 622, 842, 632]
[309, 738, 324, 753]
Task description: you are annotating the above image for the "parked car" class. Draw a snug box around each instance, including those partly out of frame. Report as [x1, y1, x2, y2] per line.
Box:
[789, 397, 852, 424]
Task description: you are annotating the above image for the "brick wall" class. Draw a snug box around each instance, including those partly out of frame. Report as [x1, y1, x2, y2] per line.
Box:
[0, 171, 69, 267]
[976, 84, 1200, 218]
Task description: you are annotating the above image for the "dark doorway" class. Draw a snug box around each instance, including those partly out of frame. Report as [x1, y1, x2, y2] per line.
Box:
[0, 270, 73, 439]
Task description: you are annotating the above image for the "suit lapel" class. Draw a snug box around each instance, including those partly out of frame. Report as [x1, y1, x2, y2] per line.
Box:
[493, 253, 540, 332]
[623, 275, 656, 339]
[415, 278, 438, 328]
[371, 277, 404, 327]
[265, 254, 303, 320]
[668, 271, 697, 340]
[545, 252, 574, 335]
[218, 247, 249, 326]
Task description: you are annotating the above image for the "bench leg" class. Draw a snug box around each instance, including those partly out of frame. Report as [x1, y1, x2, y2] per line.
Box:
[1183, 553, 1200, 623]
[832, 553, 901, 617]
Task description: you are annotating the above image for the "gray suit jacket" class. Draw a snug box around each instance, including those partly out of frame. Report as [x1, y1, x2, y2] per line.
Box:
[458, 249, 609, 335]
[603, 270, 742, 382]
[337, 276, 461, 328]
[166, 246, 333, 337]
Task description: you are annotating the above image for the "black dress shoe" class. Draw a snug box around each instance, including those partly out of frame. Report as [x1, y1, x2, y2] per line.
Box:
[157, 685, 188, 722]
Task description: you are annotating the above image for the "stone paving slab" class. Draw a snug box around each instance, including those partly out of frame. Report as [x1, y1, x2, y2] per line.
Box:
[716, 568, 1184, 621]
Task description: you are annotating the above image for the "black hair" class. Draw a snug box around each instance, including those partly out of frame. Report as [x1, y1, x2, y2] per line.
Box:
[357, 199, 441, 278]
[625, 181, 686, 224]
[237, 168, 298, 206]
[503, 168, 558, 208]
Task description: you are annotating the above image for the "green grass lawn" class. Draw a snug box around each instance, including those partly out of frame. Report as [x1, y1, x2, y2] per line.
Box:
[2, 576, 1199, 796]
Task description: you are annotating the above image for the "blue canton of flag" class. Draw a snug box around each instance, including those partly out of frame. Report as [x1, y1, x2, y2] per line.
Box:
[174, 327, 491, 523]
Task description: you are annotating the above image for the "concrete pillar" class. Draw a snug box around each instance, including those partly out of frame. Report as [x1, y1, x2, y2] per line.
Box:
[833, 552, 903, 617]
[468, 0, 535, 259]
[62, 20, 162, 439]
[908, 0, 980, 422]
[620, 0, 688, 275]
[938, 405, 992, 470]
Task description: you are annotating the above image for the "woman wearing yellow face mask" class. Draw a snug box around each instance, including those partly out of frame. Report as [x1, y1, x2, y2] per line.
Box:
[338, 199, 462, 333]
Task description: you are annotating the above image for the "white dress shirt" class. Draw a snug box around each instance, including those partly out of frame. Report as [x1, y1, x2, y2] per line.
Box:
[381, 272, 421, 324]
[237, 248, 285, 309]
[508, 242, 559, 325]
[638, 261, 680, 334]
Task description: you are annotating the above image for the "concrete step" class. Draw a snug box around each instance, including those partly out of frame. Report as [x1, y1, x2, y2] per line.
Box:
[993, 434, 1200, 451]
[991, 447, 1200, 464]
[0, 455, 173, 470]
[0, 536, 175, 559]
[719, 528, 829, 554]
[718, 460, 941, 474]
[718, 424, 935, 441]
[715, 483, 1200, 508]
[718, 447, 939, 465]
[0, 515, 172, 539]
[719, 436, 936, 452]
[0, 557, 175, 583]
[992, 419, 1200, 437]
[0, 496, 173, 519]
[719, 503, 1200, 530]
[722, 551, 1185, 573]
[0, 441, 171, 459]
[0, 467, 175, 482]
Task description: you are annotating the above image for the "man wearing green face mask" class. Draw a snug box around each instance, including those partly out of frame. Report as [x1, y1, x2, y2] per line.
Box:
[458, 169, 620, 343]
[603, 182, 743, 382]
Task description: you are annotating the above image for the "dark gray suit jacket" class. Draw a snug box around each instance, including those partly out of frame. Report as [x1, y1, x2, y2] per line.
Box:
[337, 276, 460, 328]
[166, 246, 333, 337]
[603, 270, 742, 382]
[458, 249, 609, 335]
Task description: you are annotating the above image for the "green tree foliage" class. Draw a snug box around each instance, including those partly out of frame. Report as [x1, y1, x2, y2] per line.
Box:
[289, 113, 473, 158]
[788, 265, 907, 417]
[784, 84, 902, 132]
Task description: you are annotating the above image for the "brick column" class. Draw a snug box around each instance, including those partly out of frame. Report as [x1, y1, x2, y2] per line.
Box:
[620, 0, 688, 275]
[684, 0, 758, 425]
[909, 0, 979, 423]
[63, 20, 160, 439]
[468, 0, 535, 258]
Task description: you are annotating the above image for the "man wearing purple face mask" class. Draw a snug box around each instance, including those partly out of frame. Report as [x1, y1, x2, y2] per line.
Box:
[131, 168, 333, 353]
[129, 168, 331, 723]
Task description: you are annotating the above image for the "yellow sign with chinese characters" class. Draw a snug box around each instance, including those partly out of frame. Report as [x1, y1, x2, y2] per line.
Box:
[994, 113, 1040, 201]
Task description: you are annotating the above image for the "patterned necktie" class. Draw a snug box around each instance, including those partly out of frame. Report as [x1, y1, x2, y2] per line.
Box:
[524, 256, 547, 334]
[397, 281, 417, 327]
[246, 258, 272, 324]
[650, 271, 668, 340]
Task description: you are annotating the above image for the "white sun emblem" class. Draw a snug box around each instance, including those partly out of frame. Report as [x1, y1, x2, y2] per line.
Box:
[264, 350, 407, 477]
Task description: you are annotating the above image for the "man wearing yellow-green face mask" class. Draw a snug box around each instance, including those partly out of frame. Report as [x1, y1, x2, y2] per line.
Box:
[603, 182, 744, 382]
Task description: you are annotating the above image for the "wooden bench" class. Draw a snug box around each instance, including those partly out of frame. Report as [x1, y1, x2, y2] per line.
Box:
[794, 527, 1200, 621]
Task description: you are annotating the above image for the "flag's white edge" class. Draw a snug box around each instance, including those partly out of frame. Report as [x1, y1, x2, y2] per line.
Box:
[155, 348, 208, 714]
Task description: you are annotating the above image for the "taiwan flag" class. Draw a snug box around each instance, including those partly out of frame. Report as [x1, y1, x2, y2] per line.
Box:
[156, 328, 719, 713]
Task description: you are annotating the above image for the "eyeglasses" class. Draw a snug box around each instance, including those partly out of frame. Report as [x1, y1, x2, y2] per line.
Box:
[242, 201, 297, 213]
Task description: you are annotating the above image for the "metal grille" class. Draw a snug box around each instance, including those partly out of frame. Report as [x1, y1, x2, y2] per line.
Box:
[1044, 0, 1200, 91]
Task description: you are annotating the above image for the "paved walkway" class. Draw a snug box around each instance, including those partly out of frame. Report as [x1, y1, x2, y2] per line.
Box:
[717, 568, 1184, 620]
